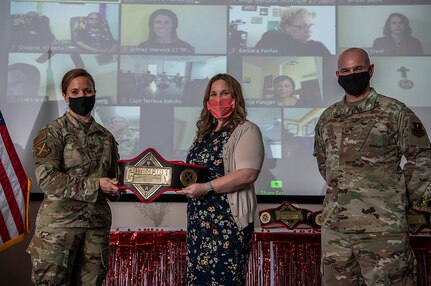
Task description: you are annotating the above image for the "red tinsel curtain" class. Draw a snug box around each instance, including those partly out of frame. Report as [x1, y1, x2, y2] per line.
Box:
[103, 228, 431, 286]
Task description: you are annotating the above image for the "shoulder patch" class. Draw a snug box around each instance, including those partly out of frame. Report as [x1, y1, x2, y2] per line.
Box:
[412, 121, 425, 138]
[34, 142, 51, 157]
[408, 114, 430, 147]
[34, 130, 48, 145]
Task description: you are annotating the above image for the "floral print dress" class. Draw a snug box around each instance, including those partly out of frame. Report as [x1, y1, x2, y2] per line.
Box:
[185, 130, 254, 286]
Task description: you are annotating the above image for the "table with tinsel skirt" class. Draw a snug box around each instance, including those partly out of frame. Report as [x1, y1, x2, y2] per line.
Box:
[103, 227, 431, 286]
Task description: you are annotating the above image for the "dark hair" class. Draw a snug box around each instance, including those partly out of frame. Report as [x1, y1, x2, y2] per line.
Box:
[61, 68, 95, 95]
[148, 9, 178, 42]
[24, 11, 40, 21]
[8, 63, 41, 97]
[383, 13, 412, 37]
[8, 63, 41, 83]
[273, 75, 295, 91]
[85, 12, 102, 28]
[87, 12, 100, 18]
[195, 73, 247, 141]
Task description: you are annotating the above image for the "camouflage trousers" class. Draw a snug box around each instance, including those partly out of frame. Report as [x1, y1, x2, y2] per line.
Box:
[321, 228, 417, 286]
[27, 226, 110, 286]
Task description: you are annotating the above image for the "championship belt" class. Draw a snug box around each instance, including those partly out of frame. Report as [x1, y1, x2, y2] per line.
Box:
[118, 148, 206, 203]
[407, 209, 431, 234]
[259, 201, 322, 230]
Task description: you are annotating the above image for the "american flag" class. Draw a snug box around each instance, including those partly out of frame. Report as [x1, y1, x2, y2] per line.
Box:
[0, 110, 30, 252]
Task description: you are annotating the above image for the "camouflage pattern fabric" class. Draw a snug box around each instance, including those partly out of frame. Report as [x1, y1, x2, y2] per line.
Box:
[27, 111, 118, 285]
[27, 227, 110, 285]
[321, 228, 416, 286]
[314, 89, 431, 233]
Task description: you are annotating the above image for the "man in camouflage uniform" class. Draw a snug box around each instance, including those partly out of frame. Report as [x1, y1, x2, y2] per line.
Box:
[109, 115, 140, 159]
[26, 69, 120, 285]
[314, 48, 431, 286]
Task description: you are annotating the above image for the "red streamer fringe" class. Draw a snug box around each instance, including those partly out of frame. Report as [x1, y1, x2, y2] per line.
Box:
[103, 229, 431, 286]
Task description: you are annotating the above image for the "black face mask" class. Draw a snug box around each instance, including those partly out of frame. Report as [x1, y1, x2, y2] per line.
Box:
[69, 96, 95, 116]
[337, 71, 370, 97]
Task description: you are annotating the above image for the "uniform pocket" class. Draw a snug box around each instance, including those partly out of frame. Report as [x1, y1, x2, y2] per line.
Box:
[354, 120, 376, 152]
[27, 235, 69, 268]
[27, 235, 70, 285]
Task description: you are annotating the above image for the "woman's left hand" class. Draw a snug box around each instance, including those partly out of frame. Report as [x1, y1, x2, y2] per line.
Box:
[176, 183, 207, 199]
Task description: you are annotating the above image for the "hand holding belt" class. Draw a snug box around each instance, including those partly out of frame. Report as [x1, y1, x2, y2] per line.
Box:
[259, 201, 322, 230]
[118, 148, 206, 203]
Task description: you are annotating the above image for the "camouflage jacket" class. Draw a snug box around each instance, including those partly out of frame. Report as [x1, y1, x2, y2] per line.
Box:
[33, 112, 119, 228]
[314, 89, 431, 233]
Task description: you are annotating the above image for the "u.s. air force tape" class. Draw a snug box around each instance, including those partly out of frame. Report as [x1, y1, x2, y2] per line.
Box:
[117, 148, 206, 203]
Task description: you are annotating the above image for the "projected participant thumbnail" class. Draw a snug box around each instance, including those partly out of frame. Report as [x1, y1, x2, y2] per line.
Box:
[372, 13, 423, 56]
[121, 4, 227, 55]
[242, 56, 323, 107]
[257, 107, 325, 196]
[9, 11, 56, 49]
[118, 55, 226, 105]
[138, 9, 193, 53]
[173, 107, 201, 160]
[246, 108, 283, 159]
[338, 5, 431, 56]
[9, 2, 120, 54]
[245, 107, 326, 196]
[7, 62, 45, 103]
[72, 12, 118, 53]
[228, 5, 335, 56]
[370, 56, 431, 107]
[95, 105, 141, 159]
[7, 52, 118, 103]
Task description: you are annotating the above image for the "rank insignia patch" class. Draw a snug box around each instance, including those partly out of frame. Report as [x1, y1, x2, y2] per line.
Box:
[35, 142, 51, 157]
[34, 130, 47, 145]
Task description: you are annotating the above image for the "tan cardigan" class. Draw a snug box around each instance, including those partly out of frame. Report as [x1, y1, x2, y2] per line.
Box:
[223, 121, 265, 230]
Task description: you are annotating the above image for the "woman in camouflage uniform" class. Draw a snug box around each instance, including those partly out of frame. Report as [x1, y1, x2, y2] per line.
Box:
[27, 68, 121, 285]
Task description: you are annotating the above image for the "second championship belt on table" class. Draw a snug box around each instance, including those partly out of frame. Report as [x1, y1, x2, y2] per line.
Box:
[118, 148, 206, 203]
[259, 200, 431, 234]
[259, 201, 322, 230]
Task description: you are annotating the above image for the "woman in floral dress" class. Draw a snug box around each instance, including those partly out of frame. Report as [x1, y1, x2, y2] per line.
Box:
[177, 73, 264, 285]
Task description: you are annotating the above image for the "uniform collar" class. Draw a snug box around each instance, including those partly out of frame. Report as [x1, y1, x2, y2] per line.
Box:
[334, 88, 378, 118]
[65, 111, 104, 134]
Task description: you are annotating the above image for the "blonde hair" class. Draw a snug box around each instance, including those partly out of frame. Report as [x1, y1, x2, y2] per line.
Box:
[280, 7, 316, 28]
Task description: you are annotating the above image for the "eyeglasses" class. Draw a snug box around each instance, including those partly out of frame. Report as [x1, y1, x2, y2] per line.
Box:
[287, 23, 313, 31]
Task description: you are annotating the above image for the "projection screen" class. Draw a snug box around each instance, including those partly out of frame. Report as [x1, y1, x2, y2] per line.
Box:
[1, 0, 431, 202]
